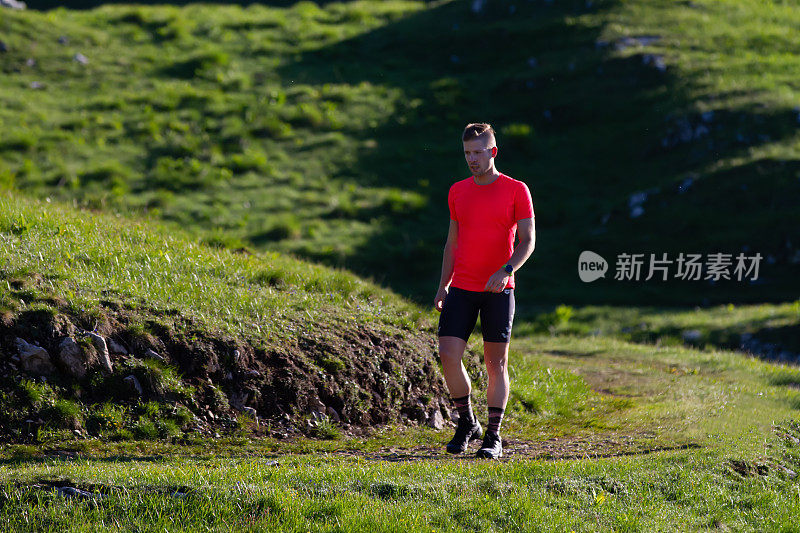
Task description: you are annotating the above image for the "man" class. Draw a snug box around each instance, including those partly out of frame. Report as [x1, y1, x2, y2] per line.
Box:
[433, 122, 535, 459]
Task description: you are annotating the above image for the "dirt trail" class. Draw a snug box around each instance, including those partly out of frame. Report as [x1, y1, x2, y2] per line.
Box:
[328, 433, 701, 462]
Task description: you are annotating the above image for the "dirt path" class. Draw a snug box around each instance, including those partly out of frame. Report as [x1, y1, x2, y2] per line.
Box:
[329, 433, 700, 462]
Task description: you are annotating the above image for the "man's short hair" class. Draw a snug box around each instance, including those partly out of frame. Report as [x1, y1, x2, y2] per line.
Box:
[462, 123, 496, 145]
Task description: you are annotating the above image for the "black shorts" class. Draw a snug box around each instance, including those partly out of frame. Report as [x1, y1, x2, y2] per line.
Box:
[437, 287, 515, 343]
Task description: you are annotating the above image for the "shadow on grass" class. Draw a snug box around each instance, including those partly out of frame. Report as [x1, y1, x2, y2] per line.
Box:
[269, 0, 799, 306]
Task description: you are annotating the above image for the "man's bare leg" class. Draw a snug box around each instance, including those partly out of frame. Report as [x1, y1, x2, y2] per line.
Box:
[438, 336, 471, 398]
[439, 336, 483, 453]
[477, 341, 510, 459]
[483, 341, 510, 409]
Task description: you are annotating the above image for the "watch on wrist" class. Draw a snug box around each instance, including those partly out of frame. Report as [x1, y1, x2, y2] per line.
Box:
[504, 263, 514, 275]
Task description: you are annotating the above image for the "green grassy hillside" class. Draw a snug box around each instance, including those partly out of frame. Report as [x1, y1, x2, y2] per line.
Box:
[1, 0, 797, 306]
[0, 191, 452, 442]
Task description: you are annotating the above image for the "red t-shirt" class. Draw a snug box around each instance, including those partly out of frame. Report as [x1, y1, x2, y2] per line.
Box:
[448, 173, 534, 292]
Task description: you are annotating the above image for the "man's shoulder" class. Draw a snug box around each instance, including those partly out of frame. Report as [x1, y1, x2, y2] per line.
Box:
[449, 177, 473, 191]
[500, 173, 528, 187]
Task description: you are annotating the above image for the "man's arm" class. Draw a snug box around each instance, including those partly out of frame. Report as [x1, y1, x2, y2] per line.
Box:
[434, 219, 458, 311]
[483, 217, 536, 293]
[507, 217, 535, 272]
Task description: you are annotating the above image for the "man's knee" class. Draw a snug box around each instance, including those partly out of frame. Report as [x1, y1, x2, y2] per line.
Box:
[439, 336, 467, 364]
[483, 342, 509, 377]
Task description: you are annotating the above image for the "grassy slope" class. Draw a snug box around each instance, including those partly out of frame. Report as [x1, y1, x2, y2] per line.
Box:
[0, 0, 798, 305]
[0, 191, 452, 441]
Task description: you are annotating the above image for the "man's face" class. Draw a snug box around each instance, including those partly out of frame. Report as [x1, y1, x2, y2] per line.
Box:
[463, 137, 496, 176]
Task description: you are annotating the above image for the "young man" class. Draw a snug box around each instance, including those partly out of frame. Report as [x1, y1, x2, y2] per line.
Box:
[433, 123, 535, 459]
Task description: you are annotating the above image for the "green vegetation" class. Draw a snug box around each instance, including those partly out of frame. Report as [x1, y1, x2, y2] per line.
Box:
[2, 331, 800, 530]
[1, 0, 797, 304]
[1, 0, 800, 529]
[0, 191, 443, 442]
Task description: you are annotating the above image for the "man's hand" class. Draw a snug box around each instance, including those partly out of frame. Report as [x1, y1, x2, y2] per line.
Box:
[433, 286, 449, 312]
[484, 269, 511, 293]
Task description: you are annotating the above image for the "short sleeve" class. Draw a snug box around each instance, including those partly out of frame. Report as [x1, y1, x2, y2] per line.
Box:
[448, 185, 457, 221]
[514, 181, 534, 221]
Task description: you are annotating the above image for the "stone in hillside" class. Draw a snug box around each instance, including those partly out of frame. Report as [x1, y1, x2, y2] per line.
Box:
[0, 0, 26, 9]
[73, 53, 89, 65]
[0, 41, 8, 53]
[86, 332, 113, 373]
[326, 406, 341, 423]
[15, 338, 56, 375]
[144, 348, 165, 362]
[58, 36, 68, 45]
[123, 375, 143, 396]
[427, 409, 445, 430]
[682, 330, 702, 342]
[57, 337, 96, 379]
[471, 0, 485, 14]
[106, 337, 128, 355]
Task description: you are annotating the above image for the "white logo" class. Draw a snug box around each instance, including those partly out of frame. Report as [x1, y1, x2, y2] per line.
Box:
[578, 251, 608, 282]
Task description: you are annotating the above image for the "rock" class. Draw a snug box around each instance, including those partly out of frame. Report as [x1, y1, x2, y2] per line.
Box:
[678, 177, 694, 194]
[326, 406, 341, 423]
[144, 348, 165, 362]
[0, 0, 26, 9]
[628, 192, 648, 208]
[772, 464, 797, 479]
[123, 375, 143, 396]
[57, 337, 95, 379]
[0, 41, 8, 53]
[243, 406, 258, 419]
[642, 54, 667, 72]
[15, 338, 56, 375]
[58, 36, 68, 45]
[427, 409, 445, 430]
[29, 81, 44, 90]
[73, 53, 89, 65]
[682, 330, 702, 342]
[56, 487, 96, 499]
[86, 332, 113, 373]
[25, 58, 35, 67]
[106, 337, 127, 355]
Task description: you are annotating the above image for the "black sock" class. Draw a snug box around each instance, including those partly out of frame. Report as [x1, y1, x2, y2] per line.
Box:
[487, 407, 505, 435]
[452, 395, 473, 422]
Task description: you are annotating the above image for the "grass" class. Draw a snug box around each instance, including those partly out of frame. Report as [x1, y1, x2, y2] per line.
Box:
[0, 190, 443, 442]
[0, 191, 421, 341]
[0, 449, 798, 532]
[0, 0, 797, 304]
[2, 0, 800, 528]
[1, 330, 800, 531]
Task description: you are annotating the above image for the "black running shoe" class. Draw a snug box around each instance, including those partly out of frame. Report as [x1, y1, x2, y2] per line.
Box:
[476, 431, 503, 459]
[446, 415, 483, 454]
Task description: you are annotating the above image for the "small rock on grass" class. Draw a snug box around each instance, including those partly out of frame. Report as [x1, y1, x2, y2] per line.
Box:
[56, 486, 97, 500]
[426, 409, 445, 430]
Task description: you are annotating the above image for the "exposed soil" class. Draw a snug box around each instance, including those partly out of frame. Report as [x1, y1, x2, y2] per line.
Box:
[0, 276, 475, 440]
[329, 432, 701, 462]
